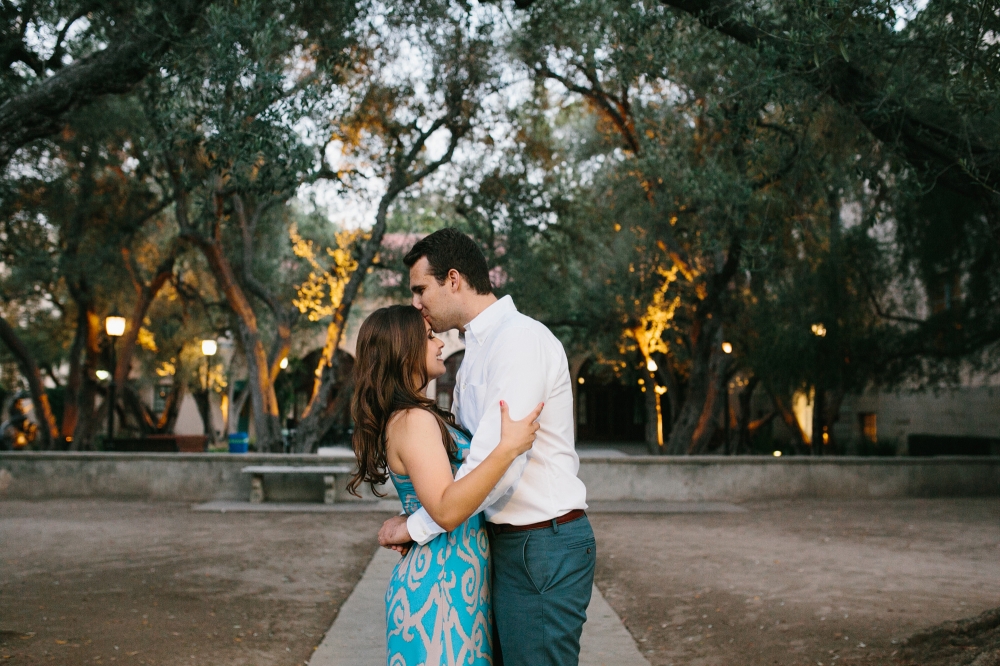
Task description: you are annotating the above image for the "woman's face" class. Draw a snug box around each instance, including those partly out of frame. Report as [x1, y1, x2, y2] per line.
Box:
[423, 318, 447, 382]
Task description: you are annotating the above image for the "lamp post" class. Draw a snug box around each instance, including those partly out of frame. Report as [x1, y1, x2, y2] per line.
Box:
[201, 339, 218, 390]
[201, 340, 218, 443]
[104, 311, 126, 445]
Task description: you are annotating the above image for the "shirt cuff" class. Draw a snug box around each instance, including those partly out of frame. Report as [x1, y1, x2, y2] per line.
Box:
[406, 509, 445, 546]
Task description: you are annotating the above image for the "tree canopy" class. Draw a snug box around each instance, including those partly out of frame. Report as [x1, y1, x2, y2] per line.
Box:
[1, 0, 996, 454]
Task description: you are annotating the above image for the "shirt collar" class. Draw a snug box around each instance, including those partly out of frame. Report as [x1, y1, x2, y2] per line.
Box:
[465, 295, 516, 346]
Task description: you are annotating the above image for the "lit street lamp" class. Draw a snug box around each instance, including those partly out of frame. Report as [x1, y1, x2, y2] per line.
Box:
[201, 339, 217, 391]
[105, 311, 126, 445]
[201, 340, 218, 445]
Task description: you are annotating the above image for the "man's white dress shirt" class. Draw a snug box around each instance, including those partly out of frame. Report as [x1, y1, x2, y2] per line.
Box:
[406, 296, 588, 546]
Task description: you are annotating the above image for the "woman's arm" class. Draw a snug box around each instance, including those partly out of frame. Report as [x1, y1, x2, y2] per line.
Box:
[388, 402, 541, 532]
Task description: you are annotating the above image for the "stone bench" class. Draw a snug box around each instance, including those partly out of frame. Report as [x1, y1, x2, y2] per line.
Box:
[241, 465, 354, 504]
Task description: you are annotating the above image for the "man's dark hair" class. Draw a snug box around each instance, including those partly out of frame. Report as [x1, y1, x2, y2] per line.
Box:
[403, 228, 493, 295]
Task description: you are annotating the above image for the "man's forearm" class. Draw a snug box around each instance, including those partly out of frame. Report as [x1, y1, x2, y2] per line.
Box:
[406, 508, 445, 546]
[454, 451, 528, 514]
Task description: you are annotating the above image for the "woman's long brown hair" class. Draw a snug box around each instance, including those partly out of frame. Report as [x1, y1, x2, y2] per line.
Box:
[347, 305, 464, 497]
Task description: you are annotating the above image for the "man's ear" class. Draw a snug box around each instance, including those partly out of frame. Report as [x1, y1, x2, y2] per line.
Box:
[446, 268, 463, 292]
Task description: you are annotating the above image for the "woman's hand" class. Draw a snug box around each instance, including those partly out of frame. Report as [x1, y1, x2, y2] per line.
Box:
[497, 400, 544, 459]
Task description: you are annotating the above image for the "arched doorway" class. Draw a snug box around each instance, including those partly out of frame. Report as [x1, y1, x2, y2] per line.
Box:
[575, 359, 646, 442]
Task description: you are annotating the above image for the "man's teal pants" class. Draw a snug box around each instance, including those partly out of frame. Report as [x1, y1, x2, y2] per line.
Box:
[489, 515, 596, 666]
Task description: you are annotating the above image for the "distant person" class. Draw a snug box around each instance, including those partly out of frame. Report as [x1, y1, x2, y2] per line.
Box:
[377, 228, 595, 665]
[348, 303, 541, 665]
[1, 393, 37, 450]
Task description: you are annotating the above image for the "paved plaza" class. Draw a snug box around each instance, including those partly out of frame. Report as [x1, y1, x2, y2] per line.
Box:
[1, 498, 998, 665]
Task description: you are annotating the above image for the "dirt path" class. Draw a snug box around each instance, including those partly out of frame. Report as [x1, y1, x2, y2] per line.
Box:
[3, 497, 998, 666]
[0, 500, 386, 665]
[591, 498, 1000, 666]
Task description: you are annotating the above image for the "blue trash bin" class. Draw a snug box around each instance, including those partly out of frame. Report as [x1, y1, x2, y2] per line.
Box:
[228, 432, 249, 454]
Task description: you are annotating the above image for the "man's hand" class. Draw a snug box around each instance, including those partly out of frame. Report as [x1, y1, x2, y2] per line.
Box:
[379, 514, 414, 556]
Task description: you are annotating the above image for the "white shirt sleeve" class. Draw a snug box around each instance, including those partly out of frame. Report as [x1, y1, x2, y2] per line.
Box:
[405, 328, 550, 546]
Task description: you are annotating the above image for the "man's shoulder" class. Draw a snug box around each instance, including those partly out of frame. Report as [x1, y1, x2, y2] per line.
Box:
[494, 310, 559, 344]
[490, 313, 567, 369]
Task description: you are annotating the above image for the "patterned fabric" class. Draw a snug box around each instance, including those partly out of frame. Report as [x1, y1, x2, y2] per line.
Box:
[385, 426, 495, 666]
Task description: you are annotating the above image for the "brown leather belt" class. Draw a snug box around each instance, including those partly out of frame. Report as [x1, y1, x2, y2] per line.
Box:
[488, 509, 586, 535]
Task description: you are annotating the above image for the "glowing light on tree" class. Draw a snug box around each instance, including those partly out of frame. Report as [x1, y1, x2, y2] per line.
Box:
[289, 224, 362, 322]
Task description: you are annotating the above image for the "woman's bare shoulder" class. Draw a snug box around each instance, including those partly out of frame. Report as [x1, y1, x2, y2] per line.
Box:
[386, 407, 438, 438]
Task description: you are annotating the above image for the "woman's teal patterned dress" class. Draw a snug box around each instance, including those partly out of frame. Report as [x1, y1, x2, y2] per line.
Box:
[385, 426, 495, 666]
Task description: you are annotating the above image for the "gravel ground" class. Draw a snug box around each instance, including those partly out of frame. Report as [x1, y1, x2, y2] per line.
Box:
[2, 497, 998, 666]
[0, 500, 386, 665]
[590, 498, 1000, 666]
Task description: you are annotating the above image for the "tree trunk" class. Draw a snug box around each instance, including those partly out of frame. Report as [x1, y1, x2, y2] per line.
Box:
[228, 388, 250, 435]
[664, 236, 741, 455]
[644, 383, 660, 454]
[193, 390, 214, 441]
[306, 373, 356, 453]
[826, 388, 846, 453]
[811, 385, 826, 456]
[688, 328, 731, 454]
[73, 377, 100, 450]
[158, 379, 186, 435]
[660, 361, 681, 430]
[70, 310, 103, 450]
[115, 252, 176, 389]
[733, 375, 760, 454]
[188, 235, 283, 451]
[293, 356, 343, 453]
[666, 319, 725, 454]
[60, 305, 89, 447]
[806, 382, 846, 457]
[769, 391, 809, 454]
[121, 384, 157, 433]
[232, 195, 297, 386]
[0, 315, 59, 449]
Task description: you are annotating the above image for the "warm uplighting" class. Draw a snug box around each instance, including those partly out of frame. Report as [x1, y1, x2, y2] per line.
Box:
[201, 339, 218, 356]
[95, 370, 110, 381]
[646, 358, 658, 372]
[773, 450, 782, 457]
[105, 313, 126, 337]
[279, 357, 289, 370]
[721, 341, 733, 354]
[811, 323, 827, 337]
[577, 376, 585, 385]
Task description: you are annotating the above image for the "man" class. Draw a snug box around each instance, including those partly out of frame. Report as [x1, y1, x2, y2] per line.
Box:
[378, 228, 595, 666]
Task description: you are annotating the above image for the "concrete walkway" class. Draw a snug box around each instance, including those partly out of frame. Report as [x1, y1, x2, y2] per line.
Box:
[310, 547, 650, 666]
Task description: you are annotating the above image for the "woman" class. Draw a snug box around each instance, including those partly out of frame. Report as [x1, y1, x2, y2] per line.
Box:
[348, 305, 542, 666]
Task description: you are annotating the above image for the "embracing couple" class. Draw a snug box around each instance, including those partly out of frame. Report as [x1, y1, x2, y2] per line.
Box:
[346, 228, 595, 665]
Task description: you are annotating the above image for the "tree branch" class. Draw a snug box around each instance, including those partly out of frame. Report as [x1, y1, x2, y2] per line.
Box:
[537, 64, 641, 154]
[0, 0, 213, 171]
